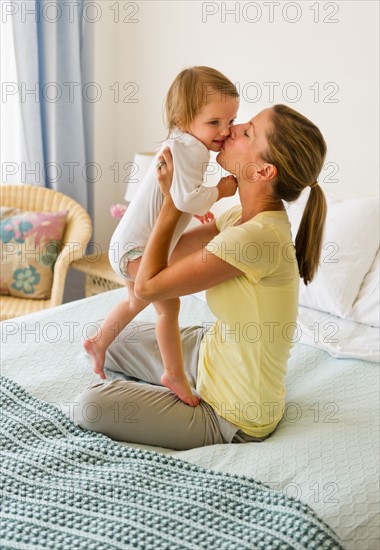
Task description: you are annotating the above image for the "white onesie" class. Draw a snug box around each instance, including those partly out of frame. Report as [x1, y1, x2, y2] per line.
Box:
[109, 130, 218, 279]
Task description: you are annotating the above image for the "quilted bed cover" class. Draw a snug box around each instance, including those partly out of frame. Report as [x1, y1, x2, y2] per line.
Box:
[1, 288, 379, 550]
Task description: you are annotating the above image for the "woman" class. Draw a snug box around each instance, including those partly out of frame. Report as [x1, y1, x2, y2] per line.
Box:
[74, 104, 327, 450]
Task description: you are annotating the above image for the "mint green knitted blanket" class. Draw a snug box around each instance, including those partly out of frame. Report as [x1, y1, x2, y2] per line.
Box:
[1, 376, 343, 549]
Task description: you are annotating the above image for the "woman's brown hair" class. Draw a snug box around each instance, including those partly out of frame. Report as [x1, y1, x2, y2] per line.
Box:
[165, 66, 239, 136]
[266, 104, 327, 285]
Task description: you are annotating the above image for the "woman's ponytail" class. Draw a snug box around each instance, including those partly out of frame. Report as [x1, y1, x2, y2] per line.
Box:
[295, 184, 327, 285]
[265, 105, 327, 285]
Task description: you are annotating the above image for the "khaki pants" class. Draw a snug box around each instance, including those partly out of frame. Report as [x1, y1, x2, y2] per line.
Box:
[73, 322, 265, 450]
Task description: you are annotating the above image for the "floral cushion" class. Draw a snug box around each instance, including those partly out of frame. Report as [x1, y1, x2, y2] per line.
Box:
[0, 207, 67, 299]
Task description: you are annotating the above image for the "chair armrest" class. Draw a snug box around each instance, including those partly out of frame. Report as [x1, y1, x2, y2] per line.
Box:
[49, 208, 92, 306]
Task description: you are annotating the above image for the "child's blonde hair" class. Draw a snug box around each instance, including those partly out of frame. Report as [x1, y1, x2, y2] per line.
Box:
[165, 66, 239, 136]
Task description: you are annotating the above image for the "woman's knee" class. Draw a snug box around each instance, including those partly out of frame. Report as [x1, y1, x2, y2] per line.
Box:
[72, 384, 107, 430]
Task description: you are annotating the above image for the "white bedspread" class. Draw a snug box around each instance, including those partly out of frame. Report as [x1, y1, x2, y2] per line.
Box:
[1, 289, 379, 550]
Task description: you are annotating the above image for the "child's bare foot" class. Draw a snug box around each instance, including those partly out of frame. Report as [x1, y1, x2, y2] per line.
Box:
[161, 371, 200, 406]
[83, 338, 106, 380]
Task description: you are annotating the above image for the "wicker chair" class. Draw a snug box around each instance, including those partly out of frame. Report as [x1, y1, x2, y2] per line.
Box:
[0, 185, 92, 321]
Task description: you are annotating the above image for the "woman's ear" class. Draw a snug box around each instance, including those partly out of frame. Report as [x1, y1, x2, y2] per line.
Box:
[258, 163, 277, 181]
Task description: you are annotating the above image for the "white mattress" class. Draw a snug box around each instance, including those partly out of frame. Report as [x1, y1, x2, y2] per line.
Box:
[1, 289, 379, 550]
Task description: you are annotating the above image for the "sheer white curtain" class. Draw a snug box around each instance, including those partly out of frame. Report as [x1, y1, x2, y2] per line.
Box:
[1, 14, 25, 185]
[1, 0, 92, 211]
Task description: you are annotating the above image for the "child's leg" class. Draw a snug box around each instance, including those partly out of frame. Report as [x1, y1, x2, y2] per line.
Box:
[153, 298, 200, 407]
[84, 259, 148, 379]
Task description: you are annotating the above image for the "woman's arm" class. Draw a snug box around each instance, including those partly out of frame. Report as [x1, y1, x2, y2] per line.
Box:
[134, 149, 243, 302]
[168, 219, 220, 265]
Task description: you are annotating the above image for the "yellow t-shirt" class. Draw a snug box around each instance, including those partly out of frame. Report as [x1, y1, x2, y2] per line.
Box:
[196, 206, 300, 438]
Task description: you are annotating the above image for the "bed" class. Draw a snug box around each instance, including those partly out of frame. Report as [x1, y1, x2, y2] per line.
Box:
[1, 192, 379, 549]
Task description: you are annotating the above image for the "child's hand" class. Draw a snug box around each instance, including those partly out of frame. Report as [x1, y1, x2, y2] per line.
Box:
[217, 175, 238, 200]
[194, 211, 215, 224]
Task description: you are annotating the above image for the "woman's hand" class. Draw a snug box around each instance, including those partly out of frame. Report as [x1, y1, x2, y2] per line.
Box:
[156, 147, 175, 199]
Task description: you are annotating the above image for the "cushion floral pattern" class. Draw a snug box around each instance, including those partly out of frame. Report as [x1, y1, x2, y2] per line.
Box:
[0, 207, 67, 299]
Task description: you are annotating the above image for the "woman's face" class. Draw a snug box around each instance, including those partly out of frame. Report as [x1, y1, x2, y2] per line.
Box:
[216, 107, 274, 180]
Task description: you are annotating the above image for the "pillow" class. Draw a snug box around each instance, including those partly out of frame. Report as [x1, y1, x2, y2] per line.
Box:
[286, 192, 380, 319]
[0, 207, 67, 299]
[347, 248, 380, 327]
[297, 306, 379, 363]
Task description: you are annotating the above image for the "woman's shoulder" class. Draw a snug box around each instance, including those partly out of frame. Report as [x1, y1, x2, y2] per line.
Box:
[215, 205, 242, 231]
[217, 207, 288, 230]
[216, 208, 292, 247]
[252, 210, 292, 238]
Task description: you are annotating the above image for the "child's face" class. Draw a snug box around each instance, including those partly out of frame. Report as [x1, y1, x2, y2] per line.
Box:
[186, 94, 239, 152]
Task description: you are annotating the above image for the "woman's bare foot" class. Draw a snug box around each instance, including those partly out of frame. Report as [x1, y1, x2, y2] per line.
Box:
[161, 371, 200, 407]
[83, 338, 106, 380]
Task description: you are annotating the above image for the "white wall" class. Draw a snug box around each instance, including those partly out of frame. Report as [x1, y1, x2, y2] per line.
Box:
[93, 0, 379, 248]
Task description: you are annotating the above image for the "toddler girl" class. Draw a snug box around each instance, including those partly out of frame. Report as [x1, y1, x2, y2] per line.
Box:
[84, 66, 239, 406]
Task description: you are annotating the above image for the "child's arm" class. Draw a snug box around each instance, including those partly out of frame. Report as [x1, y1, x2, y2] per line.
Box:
[215, 175, 238, 200]
[193, 176, 238, 223]
[168, 141, 236, 216]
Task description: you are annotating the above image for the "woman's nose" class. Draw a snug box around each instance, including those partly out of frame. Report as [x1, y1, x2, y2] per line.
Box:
[229, 124, 240, 138]
[220, 124, 231, 137]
